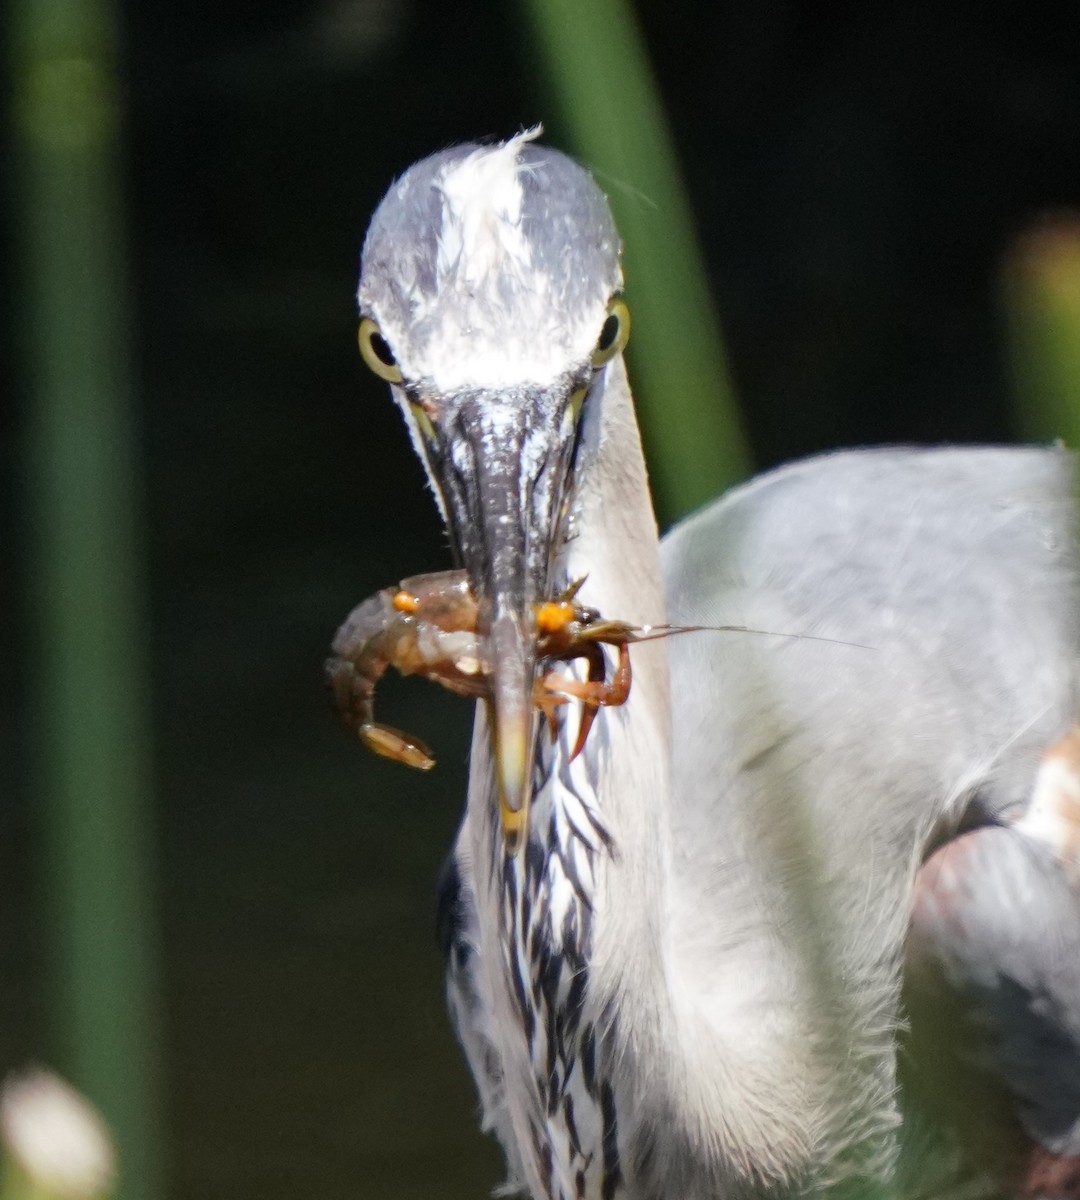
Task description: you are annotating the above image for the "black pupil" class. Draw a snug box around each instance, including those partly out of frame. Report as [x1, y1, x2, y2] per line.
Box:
[597, 312, 620, 352]
[371, 330, 396, 367]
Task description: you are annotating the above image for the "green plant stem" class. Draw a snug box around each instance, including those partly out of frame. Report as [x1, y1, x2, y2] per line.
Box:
[10, 2, 164, 1197]
[1005, 217, 1080, 447]
[521, 0, 751, 523]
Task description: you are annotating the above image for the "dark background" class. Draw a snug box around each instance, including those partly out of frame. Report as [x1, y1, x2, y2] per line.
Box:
[3, 2, 1080, 1197]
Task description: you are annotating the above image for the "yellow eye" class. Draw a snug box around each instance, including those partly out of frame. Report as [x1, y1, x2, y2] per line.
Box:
[591, 299, 630, 367]
[358, 317, 403, 383]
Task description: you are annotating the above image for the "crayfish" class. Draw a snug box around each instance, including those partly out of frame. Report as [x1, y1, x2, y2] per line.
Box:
[325, 570, 654, 769]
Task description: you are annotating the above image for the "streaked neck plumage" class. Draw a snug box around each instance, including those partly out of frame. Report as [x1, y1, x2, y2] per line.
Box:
[464, 356, 676, 1199]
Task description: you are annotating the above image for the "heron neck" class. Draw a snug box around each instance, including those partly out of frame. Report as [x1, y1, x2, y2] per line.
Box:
[560, 354, 677, 1055]
[556, 362, 817, 1188]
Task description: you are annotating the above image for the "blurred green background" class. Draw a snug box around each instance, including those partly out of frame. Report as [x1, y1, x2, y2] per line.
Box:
[3, 2, 1080, 1198]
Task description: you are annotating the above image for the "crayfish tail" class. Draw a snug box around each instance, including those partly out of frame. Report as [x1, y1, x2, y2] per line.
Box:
[360, 722, 436, 770]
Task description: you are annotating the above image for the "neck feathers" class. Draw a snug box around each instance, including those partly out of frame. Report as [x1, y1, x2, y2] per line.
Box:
[464, 356, 673, 1198]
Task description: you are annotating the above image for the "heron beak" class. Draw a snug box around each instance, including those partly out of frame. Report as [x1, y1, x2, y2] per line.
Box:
[431, 386, 578, 853]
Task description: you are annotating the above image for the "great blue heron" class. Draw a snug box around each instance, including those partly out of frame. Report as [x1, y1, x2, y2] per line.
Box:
[350, 130, 1080, 1198]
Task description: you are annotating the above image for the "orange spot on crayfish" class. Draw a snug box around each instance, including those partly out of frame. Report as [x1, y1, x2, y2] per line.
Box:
[535, 601, 574, 634]
[392, 590, 419, 614]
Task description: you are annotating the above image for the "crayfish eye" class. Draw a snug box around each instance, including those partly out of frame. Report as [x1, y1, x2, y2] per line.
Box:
[358, 317, 403, 383]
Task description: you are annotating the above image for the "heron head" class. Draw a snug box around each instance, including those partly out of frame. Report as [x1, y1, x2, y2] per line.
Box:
[357, 130, 629, 851]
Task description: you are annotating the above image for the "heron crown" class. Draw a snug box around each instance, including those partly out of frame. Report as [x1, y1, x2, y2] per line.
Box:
[357, 131, 623, 393]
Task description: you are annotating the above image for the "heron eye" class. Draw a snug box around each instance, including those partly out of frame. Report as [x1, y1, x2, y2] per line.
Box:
[591, 299, 631, 367]
[358, 317, 404, 383]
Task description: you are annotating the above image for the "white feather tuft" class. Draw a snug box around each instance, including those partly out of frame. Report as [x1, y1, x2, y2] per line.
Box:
[436, 128, 541, 291]
[405, 127, 604, 390]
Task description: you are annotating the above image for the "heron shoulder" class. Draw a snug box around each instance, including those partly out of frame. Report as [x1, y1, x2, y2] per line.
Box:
[661, 444, 1076, 623]
[659, 446, 1079, 822]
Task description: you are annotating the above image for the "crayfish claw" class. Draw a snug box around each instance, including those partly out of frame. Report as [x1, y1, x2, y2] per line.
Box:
[571, 706, 597, 762]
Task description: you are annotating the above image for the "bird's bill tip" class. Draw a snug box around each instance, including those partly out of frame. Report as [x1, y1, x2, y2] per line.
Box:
[490, 613, 535, 855]
[495, 707, 531, 853]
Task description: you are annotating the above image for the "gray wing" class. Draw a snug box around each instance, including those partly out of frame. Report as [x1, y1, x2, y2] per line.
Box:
[905, 822, 1080, 1196]
[661, 446, 1078, 967]
[659, 445, 1080, 1189]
